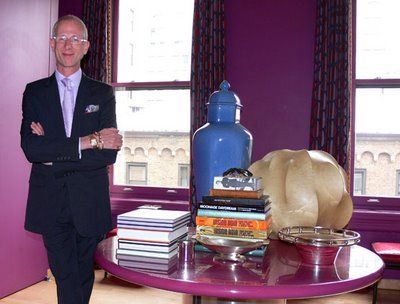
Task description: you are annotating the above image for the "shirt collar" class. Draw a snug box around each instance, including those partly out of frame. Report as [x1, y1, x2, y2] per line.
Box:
[55, 69, 82, 88]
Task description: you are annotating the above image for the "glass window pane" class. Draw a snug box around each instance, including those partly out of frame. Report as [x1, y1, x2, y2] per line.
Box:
[127, 163, 147, 185]
[354, 88, 400, 197]
[113, 90, 190, 188]
[356, 0, 400, 79]
[116, 90, 190, 132]
[178, 164, 189, 187]
[129, 165, 145, 181]
[353, 169, 365, 195]
[117, 0, 194, 82]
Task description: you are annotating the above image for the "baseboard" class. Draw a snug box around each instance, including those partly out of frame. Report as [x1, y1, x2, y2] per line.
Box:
[378, 279, 400, 290]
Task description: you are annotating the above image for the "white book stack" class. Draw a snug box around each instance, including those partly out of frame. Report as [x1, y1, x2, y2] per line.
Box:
[116, 253, 179, 275]
[116, 208, 190, 262]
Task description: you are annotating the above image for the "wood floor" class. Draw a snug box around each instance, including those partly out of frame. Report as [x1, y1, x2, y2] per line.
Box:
[1, 270, 399, 304]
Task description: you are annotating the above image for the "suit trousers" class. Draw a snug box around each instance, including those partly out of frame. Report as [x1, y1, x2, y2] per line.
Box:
[42, 186, 102, 304]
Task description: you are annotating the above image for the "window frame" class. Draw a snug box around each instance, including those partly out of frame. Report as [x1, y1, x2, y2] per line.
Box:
[396, 170, 400, 196]
[178, 164, 190, 188]
[351, 0, 400, 211]
[353, 168, 366, 195]
[126, 162, 148, 185]
[109, 0, 191, 201]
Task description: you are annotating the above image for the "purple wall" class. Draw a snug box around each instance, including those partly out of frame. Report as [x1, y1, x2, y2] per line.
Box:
[225, 0, 316, 162]
[58, 0, 82, 18]
[0, 0, 58, 297]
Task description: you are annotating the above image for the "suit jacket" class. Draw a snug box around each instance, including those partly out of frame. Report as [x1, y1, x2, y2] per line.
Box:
[20, 73, 117, 237]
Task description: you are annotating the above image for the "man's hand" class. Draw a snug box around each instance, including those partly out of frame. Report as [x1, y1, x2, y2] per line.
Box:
[31, 122, 45, 136]
[80, 128, 123, 151]
[30, 122, 52, 165]
[98, 128, 123, 150]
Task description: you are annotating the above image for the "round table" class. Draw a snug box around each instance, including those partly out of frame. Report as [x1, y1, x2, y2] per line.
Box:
[95, 236, 384, 303]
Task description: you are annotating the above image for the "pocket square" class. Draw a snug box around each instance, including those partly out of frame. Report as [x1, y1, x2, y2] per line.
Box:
[85, 104, 99, 114]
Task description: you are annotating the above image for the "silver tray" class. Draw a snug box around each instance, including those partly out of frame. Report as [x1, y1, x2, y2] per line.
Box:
[278, 226, 360, 247]
[193, 234, 269, 263]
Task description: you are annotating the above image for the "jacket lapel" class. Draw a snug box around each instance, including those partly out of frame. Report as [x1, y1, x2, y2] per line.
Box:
[71, 74, 91, 137]
[46, 74, 67, 137]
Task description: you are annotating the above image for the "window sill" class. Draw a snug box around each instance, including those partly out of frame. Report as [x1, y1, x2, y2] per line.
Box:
[348, 209, 400, 232]
[109, 195, 190, 228]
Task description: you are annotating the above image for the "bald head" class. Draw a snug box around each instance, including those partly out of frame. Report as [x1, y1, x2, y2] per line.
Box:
[52, 15, 88, 39]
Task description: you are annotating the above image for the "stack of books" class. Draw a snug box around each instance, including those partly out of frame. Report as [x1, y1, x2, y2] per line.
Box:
[196, 175, 272, 242]
[116, 207, 190, 273]
[116, 252, 179, 275]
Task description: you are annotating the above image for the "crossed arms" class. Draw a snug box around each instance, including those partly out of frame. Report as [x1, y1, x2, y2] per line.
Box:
[20, 82, 123, 174]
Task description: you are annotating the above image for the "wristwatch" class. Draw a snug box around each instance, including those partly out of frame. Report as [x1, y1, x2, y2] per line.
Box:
[89, 134, 99, 149]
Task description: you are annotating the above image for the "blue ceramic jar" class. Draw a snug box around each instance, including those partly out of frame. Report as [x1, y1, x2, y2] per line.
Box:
[192, 80, 253, 203]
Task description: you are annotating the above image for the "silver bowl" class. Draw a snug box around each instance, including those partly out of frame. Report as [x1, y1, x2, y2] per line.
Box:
[278, 226, 360, 247]
[278, 226, 361, 265]
[193, 235, 269, 263]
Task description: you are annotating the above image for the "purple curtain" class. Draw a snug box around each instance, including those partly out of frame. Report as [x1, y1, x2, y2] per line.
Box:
[190, 0, 225, 222]
[82, 0, 111, 83]
[309, 0, 351, 173]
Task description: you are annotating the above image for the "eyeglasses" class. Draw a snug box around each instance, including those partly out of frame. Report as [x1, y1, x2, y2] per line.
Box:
[52, 35, 87, 45]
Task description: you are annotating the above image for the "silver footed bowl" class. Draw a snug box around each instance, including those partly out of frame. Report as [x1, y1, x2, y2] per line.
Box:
[193, 234, 269, 263]
[278, 226, 361, 265]
[278, 226, 360, 247]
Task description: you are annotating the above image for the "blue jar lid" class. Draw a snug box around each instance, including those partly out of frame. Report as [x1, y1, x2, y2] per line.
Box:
[207, 80, 242, 108]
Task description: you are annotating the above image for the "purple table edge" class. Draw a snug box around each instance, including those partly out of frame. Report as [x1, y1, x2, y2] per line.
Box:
[95, 237, 385, 300]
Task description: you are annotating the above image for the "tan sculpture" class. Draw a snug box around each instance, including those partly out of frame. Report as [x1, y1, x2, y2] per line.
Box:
[249, 149, 353, 233]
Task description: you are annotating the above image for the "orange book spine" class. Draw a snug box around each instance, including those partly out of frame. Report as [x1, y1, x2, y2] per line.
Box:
[196, 216, 272, 231]
[209, 188, 264, 198]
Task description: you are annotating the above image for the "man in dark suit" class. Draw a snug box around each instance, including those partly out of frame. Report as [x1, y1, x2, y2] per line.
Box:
[20, 15, 122, 304]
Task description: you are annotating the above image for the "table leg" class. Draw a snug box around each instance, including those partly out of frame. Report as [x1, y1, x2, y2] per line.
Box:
[185, 296, 285, 304]
[372, 282, 378, 304]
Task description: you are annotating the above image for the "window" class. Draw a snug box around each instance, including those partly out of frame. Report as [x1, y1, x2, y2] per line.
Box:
[353, 0, 400, 207]
[178, 164, 190, 187]
[112, 0, 194, 199]
[126, 163, 147, 185]
[396, 170, 400, 196]
[354, 169, 366, 195]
